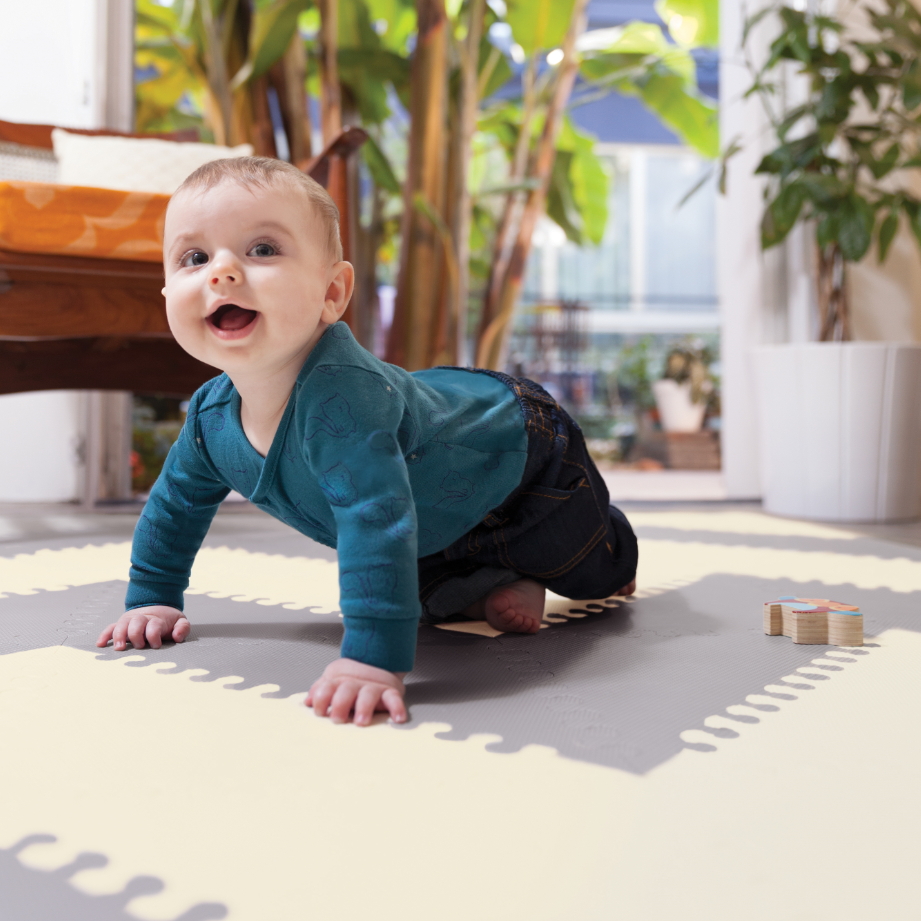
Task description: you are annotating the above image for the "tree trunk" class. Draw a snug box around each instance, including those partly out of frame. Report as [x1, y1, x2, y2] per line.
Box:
[476, 0, 589, 370]
[268, 34, 312, 163]
[386, 0, 450, 371]
[356, 182, 386, 354]
[317, 0, 342, 146]
[452, 0, 486, 366]
[200, 0, 234, 146]
[478, 54, 539, 351]
[249, 75, 278, 157]
[342, 90, 369, 346]
[817, 243, 850, 341]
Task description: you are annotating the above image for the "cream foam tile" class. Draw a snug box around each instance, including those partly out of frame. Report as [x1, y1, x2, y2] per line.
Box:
[187, 546, 340, 613]
[4, 634, 919, 920]
[638, 537, 921, 595]
[0, 645, 641, 921]
[627, 510, 859, 540]
[605, 628, 921, 919]
[0, 543, 131, 598]
[0, 543, 341, 615]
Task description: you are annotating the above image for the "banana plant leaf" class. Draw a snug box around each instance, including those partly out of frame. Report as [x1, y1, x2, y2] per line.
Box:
[546, 117, 609, 245]
[579, 22, 718, 159]
[505, 0, 577, 54]
[231, 0, 311, 90]
[656, 0, 719, 48]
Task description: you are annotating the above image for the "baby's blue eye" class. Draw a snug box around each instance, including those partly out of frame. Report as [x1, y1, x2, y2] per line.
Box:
[182, 251, 208, 267]
[251, 242, 277, 257]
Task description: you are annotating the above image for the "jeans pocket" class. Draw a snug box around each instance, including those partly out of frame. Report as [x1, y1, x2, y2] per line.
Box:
[520, 478, 585, 502]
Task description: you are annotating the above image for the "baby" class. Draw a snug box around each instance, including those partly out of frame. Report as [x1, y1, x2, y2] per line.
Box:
[96, 157, 638, 725]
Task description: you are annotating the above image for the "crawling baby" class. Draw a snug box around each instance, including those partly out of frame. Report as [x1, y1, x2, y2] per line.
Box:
[97, 157, 638, 725]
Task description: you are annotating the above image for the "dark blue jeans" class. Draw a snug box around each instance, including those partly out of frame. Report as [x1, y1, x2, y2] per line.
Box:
[418, 371, 638, 620]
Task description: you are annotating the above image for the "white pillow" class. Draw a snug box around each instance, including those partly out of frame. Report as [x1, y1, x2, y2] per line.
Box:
[0, 140, 58, 183]
[51, 128, 253, 195]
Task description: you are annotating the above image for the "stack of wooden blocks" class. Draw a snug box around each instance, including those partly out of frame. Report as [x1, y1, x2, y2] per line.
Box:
[763, 596, 863, 646]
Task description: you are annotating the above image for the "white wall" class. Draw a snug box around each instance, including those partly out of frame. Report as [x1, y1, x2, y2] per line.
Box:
[0, 0, 101, 129]
[0, 0, 133, 502]
[0, 393, 84, 501]
[716, 0, 773, 499]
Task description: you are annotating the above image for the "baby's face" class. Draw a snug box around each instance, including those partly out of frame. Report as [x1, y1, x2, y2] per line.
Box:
[162, 180, 341, 378]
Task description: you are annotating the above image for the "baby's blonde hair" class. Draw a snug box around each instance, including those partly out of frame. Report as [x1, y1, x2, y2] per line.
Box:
[172, 156, 343, 261]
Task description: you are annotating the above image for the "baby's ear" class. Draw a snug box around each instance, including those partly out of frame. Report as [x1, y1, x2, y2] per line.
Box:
[323, 261, 355, 322]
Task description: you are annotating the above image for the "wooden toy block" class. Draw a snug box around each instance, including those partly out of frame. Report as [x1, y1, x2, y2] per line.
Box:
[762, 596, 862, 646]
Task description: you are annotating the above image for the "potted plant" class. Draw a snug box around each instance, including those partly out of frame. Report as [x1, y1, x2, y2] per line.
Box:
[746, 0, 921, 521]
[652, 339, 718, 433]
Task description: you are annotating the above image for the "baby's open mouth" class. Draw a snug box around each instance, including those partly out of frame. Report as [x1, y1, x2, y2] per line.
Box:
[208, 304, 258, 332]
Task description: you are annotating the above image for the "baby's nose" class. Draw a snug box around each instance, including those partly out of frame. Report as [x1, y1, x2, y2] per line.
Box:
[210, 270, 237, 284]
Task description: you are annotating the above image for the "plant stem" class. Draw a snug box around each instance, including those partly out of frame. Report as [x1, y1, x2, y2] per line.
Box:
[317, 0, 342, 145]
[477, 0, 590, 370]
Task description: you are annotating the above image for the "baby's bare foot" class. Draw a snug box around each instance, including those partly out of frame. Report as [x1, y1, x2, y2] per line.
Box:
[614, 579, 636, 596]
[481, 578, 546, 634]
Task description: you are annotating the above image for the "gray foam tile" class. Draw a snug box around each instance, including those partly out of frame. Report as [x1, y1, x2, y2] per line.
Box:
[1, 573, 915, 774]
[0, 835, 227, 921]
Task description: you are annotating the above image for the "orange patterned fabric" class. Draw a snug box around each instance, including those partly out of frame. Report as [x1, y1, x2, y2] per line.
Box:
[0, 181, 167, 262]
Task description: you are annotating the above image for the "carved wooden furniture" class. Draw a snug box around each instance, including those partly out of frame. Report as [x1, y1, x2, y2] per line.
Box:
[0, 119, 367, 397]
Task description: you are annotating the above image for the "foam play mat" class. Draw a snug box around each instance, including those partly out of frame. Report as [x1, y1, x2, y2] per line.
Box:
[1, 505, 920, 919]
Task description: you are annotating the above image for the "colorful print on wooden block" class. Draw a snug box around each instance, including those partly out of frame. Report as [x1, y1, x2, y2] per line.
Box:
[762, 596, 862, 647]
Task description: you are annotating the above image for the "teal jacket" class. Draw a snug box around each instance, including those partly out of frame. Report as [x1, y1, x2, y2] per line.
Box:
[126, 322, 528, 671]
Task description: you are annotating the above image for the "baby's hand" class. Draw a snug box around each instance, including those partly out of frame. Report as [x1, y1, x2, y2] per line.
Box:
[306, 658, 407, 726]
[95, 606, 190, 651]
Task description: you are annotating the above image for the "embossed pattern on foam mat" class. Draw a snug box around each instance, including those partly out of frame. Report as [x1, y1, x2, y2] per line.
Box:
[2, 559, 918, 773]
[3, 508, 921, 921]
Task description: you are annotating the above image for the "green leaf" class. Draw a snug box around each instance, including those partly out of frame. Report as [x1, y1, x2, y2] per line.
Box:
[903, 200, 921, 250]
[339, 0, 383, 49]
[878, 210, 899, 261]
[479, 37, 514, 99]
[505, 0, 577, 55]
[475, 179, 542, 197]
[338, 46, 410, 124]
[762, 182, 807, 247]
[655, 0, 719, 48]
[903, 60, 921, 110]
[799, 172, 846, 205]
[837, 196, 874, 261]
[555, 118, 609, 244]
[338, 47, 410, 86]
[546, 151, 583, 244]
[246, 0, 311, 83]
[635, 69, 719, 158]
[816, 213, 840, 249]
[580, 22, 697, 84]
[135, 0, 180, 33]
[364, 0, 417, 53]
[869, 142, 901, 179]
[570, 146, 608, 245]
[361, 133, 401, 194]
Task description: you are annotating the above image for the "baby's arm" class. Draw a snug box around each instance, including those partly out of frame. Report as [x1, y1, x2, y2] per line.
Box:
[96, 605, 190, 651]
[306, 657, 408, 725]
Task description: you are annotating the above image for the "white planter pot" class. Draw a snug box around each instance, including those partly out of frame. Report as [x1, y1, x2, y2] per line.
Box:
[754, 342, 921, 522]
[652, 378, 707, 433]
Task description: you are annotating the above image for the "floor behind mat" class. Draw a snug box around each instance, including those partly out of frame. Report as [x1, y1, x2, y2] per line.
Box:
[1, 501, 919, 920]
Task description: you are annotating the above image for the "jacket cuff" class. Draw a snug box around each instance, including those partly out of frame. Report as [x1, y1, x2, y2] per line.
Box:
[340, 616, 418, 672]
[125, 581, 185, 613]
